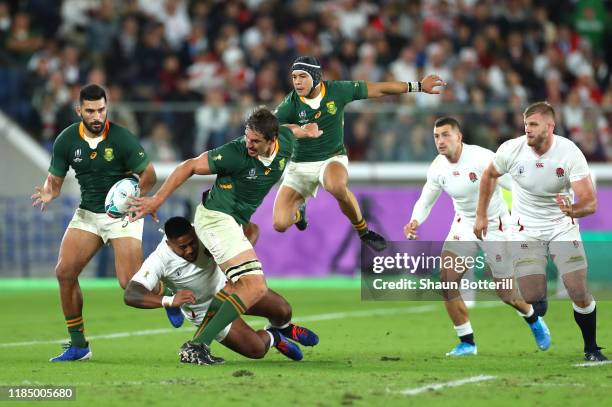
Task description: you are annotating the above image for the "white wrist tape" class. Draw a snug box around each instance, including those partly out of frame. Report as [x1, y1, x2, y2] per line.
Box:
[161, 295, 175, 308]
[408, 81, 421, 92]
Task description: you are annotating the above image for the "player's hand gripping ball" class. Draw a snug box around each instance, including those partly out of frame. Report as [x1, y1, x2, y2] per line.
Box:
[104, 178, 140, 218]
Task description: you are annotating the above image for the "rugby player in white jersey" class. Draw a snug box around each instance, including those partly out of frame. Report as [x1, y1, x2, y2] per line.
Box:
[124, 217, 319, 364]
[475, 102, 606, 362]
[404, 117, 551, 356]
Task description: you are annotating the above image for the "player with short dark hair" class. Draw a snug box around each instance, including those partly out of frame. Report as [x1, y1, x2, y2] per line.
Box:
[272, 56, 446, 251]
[124, 217, 318, 363]
[475, 102, 607, 362]
[405, 117, 551, 356]
[129, 106, 322, 364]
[32, 84, 157, 362]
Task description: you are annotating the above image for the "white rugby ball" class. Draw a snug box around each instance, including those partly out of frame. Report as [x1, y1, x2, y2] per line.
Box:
[104, 178, 140, 218]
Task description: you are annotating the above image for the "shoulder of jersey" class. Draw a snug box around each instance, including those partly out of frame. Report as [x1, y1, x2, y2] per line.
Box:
[56, 122, 80, 141]
[554, 134, 579, 149]
[498, 136, 526, 153]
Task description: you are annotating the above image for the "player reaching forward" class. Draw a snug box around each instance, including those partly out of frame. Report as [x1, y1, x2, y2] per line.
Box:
[475, 102, 606, 362]
[125, 217, 318, 363]
[31, 84, 157, 362]
[404, 117, 551, 356]
[273, 55, 445, 251]
[129, 107, 321, 364]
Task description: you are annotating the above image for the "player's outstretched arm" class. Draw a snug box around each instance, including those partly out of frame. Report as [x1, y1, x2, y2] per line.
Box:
[474, 163, 502, 240]
[284, 123, 323, 139]
[129, 153, 211, 222]
[557, 177, 597, 218]
[366, 74, 446, 98]
[136, 162, 157, 195]
[31, 173, 64, 211]
[124, 280, 195, 309]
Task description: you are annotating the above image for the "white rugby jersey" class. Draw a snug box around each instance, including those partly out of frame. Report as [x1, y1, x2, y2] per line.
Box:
[411, 144, 510, 226]
[132, 236, 226, 324]
[492, 134, 590, 229]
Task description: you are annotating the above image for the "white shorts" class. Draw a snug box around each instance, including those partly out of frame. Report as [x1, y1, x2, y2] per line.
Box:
[442, 217, 513, 278]
[182, 302, 231, 342]
[68, 208, 143, 244]
[281, 155, 349, 198]
[194, 204, 260, 272]
[510, 222, 587, 277]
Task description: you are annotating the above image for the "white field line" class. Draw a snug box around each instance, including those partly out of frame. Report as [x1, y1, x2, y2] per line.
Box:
[573, 360, 612, 367]
[399, 375, 497, 396]
[0, 305, 438, 348]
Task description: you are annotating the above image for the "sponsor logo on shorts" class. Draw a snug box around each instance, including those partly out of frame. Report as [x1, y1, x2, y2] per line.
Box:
[326, 101, 337, 115]
[496, 254, 502, 262]
[104, 148, 114, 162]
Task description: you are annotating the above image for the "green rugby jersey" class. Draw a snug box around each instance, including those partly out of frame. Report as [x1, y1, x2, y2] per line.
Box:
[204, 126, 294, 225]
[274, 80, 368, 162]
[48, 121, 150, 213]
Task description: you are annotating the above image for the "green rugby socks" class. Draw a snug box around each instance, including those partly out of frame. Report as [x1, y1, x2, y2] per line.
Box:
[65, 314, 87, 348]
[193, 291, 246, 346]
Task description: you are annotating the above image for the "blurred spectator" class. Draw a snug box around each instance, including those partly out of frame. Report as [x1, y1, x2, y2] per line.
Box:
[0, 0, 609, 162]
[142, 121, 180, 162]
[5, 11, 43, 65]
[194, 88, 230, 152]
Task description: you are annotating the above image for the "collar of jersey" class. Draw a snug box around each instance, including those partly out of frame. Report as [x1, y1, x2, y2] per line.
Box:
[258, 139, 279, 166]
[299, 82, 326, 105]
[530, 134, 557, 158]
[79, 121, 110, 141]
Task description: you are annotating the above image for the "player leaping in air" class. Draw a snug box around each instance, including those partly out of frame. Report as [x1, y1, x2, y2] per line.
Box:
[129, 107, 321, 364]
[273, 56, 446, 251]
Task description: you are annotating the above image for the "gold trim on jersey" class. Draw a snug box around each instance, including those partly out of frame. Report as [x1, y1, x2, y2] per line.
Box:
[299, 82, 326, 104]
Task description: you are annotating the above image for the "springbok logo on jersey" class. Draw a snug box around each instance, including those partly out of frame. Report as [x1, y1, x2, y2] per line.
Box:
[326, 101, 337, 115]
[279, 157, 286, 171]
[246, 168, 257, 180]
[73, 149, 82, 163]
[556, 167, 565, 178]
[469, 172, 478, 182]
[104, 148, 114, 162]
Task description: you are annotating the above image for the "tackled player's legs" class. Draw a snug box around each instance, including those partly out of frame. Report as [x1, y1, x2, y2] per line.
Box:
[220, 318, 270, 359]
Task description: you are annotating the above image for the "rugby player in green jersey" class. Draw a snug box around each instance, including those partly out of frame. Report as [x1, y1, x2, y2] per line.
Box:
[273, 56, 445, 251]
[31, 84, 157, 362]
[129, 107, 322, 364]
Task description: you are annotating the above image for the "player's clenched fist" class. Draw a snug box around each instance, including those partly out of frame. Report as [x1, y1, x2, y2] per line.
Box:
[172, 290, 196, 307]
[404, 219, 419, 240]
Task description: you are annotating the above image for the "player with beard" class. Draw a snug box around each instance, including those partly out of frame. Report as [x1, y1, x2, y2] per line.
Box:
[32, 84, 158, 362]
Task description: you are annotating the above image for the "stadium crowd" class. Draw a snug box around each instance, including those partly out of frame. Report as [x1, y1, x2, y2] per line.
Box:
[0, 0, 610, 161]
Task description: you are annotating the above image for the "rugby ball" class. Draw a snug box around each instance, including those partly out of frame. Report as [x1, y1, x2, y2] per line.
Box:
[104, 178, 140, 218]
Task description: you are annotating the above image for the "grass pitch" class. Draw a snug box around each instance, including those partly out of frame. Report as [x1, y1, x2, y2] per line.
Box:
[1, 278, 611, 406]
